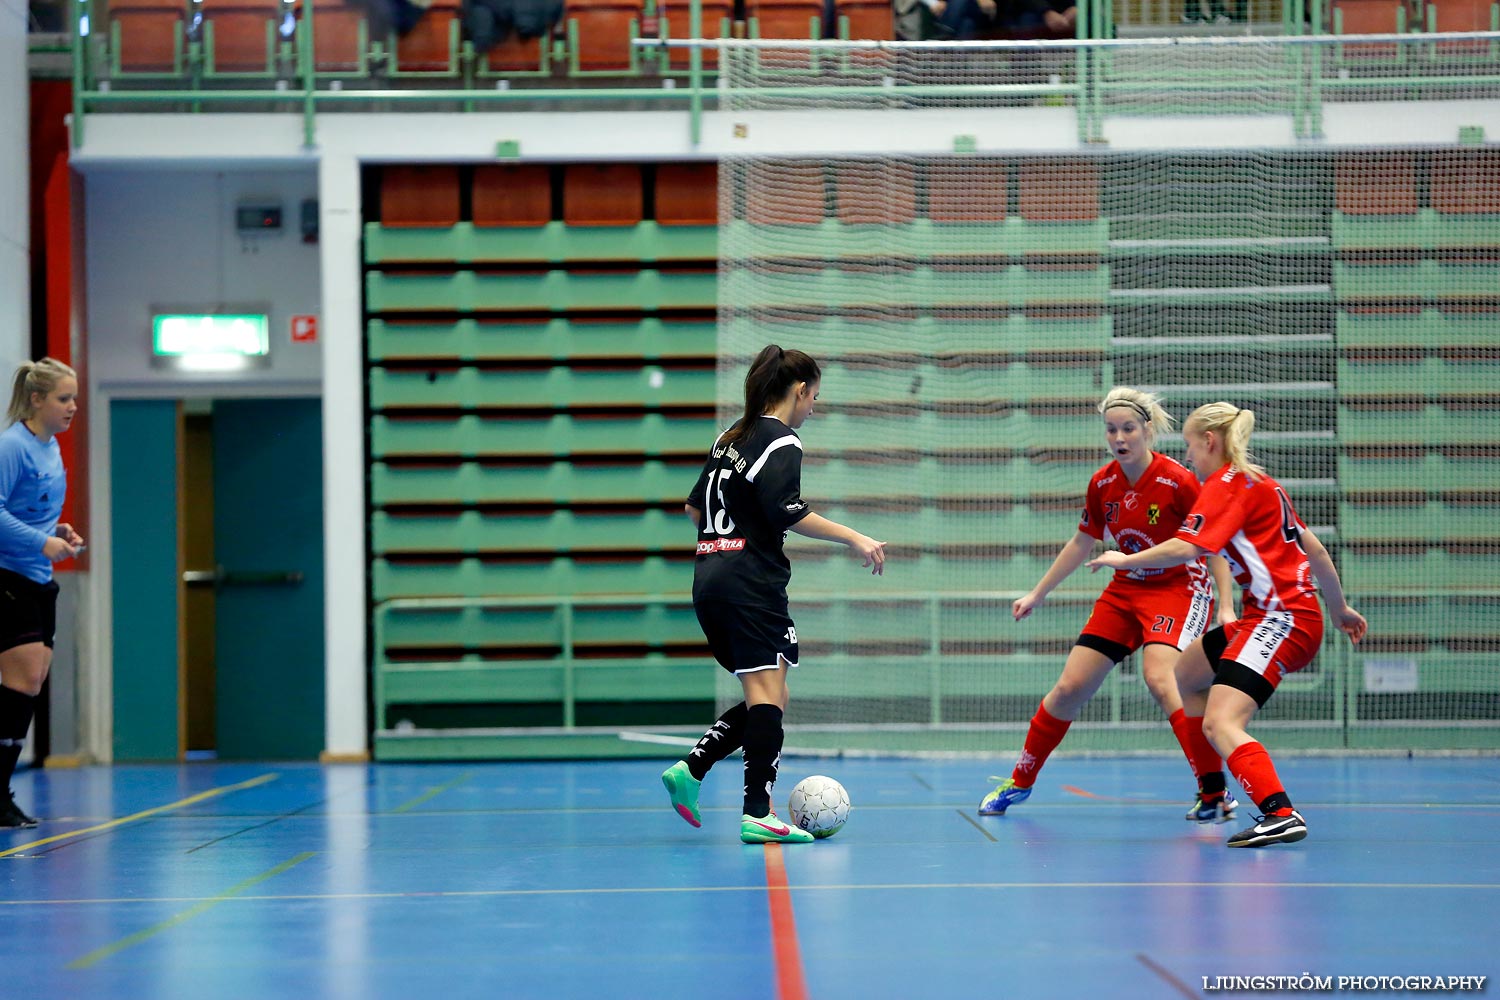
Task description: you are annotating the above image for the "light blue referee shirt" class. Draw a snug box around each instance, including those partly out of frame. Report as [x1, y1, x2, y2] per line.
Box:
[0, 420, 67, 584]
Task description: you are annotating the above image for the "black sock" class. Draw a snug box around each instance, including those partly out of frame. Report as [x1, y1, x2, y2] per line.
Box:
[741, 703, 784, 817]
[1199, 771, 1227, 798]
[686, 702, 747, 781]
[0, 685, 37, 790]
[1258, 791, 1294, 816]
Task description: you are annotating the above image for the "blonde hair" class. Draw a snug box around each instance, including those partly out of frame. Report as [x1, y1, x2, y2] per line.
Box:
[7, 357, 78, 425]
[1186, 401, 1267, 481]
[1097, 386, 1174, 444]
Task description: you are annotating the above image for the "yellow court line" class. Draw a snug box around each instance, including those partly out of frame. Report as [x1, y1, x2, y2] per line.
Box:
[66, 852, 316, 969]
[0, 772, 281, 859]
[7, 879, 1499, 910]
[390, 770, 475, 814]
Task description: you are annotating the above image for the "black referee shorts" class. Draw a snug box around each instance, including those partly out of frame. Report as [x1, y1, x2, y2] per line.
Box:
[695, 599, 800, 676]
[0, 567, 59, 654]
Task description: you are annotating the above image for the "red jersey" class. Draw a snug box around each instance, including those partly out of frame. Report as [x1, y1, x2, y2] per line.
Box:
[1081, 452, 1209, 594]
[1175, 464, 1320, 616]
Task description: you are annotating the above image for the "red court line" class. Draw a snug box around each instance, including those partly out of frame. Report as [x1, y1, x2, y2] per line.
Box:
[1061, 785, 1177, 805]
[762, 844, 809, 1000]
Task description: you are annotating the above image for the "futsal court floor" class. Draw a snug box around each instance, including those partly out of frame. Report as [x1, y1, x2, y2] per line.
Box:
[3, 755, 1496, 999]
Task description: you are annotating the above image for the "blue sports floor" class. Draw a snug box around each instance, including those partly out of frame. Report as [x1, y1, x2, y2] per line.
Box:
[3, 756, 1497, 999]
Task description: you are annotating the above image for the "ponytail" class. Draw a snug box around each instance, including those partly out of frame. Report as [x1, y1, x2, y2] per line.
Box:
[1098, 386, 1174, 444]
[1187, 401, 1267, 481]
[7, 358, 77, 425]
[721, 344, 821, 446]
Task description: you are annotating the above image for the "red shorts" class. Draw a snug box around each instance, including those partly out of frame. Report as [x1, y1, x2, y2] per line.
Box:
[1221, 609, 1324, 691]
[1082, 583, 1214, 654]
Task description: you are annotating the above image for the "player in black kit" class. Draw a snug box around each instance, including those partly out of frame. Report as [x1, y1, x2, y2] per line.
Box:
[662, 345, 887, 844]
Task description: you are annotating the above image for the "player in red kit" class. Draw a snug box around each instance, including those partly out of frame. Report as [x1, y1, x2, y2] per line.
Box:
[979, 388, 1238, 820]
[1089, 402, 1367, 847]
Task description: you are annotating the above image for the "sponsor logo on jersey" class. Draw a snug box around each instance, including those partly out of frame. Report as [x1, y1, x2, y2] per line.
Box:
[1155, 476, 1179, 489]
[1123, 491, 1141, 510]
[785, 500, 806, 512]
[1148, 503, 1160, 525]
[1095, 473, 1119, 489]
[696, 538, 747, 554]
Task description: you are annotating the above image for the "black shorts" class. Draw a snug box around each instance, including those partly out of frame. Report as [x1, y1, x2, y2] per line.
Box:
[695, 599, 800, 676]
[0, 567, 59, 653]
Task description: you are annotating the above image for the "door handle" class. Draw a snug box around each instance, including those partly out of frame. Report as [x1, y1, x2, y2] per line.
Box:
[183, 567, 305, 587]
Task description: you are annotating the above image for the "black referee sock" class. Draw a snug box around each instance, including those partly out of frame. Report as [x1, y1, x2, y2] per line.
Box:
[741, 703, 784, 818]
[0, 685, 37, 790]
[686, 702, 747, 782]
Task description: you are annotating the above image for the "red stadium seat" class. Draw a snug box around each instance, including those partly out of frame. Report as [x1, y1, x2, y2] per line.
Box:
[565, 0, 643, 72]
[473, 165, 553, 227]
[834, 162, 918, 225]
[1430, 151, 1500, 215]
[564, 164, 644, 226]
[307, 0, 367, 74]
[658, 0, 733, 70]
[1335, 152, 1418, 215]
[743, 162, 826, 225]
[1018, 159, 1099, 222]
[108, 0, 187, 74]
[381, 165, 461, 228]
[749, 0, 823, 38]
[926, 161, 1007, 223]
[480, 33, 546, 73]
[835, 0, 894, 38]
[1329, 0, 1404, 58]
[200, 0, 282, 74]
[393, 0, 460, 73]
[655, 163, 719, 226]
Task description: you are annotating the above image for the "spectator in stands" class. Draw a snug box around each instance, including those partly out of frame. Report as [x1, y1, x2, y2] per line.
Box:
[661, 345, 886, 844]
[1010, 0, 1077, 35]
[463, 0, 561, 57]
[934, 0, 1002, 38]
[1088, 402, 1368, 848]
[895, 0, 957, 39]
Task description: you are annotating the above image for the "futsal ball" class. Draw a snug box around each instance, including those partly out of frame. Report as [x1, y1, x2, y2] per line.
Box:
[788, 775, 850, 839]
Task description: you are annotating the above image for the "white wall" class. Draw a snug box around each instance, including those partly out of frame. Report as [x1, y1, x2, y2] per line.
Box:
[0, 0, 28, 372]
[83, 167, 322, 394]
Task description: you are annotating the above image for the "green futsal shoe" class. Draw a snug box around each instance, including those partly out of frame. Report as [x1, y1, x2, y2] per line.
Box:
[661, 761, 703, 828]
[741, 812, 815, 844]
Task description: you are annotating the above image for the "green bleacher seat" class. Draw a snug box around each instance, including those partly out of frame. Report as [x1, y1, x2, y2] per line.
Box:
[1339, 500, 1500, 543]
[1334, 260, 1500, 302]
[804, 454, 1100, 502]
[379, 657, 716, 705]
[1341, 546, 1498, 591]
[366, 269, 718, 312]
[364, 222, 718, 266]
[1351, 596, 1495, 641]
[373, 459, 694, 506]
[816, 360, 1105, 407]
[368, 318, 717, 363]
[370, 413, 715, 459]
[1338, 357, 1500, 399]
[373, 554, 690, 601]
[369, 366, 715, 410]
[1337, 308, 1500, 351]
[1338, 453, 1494, 494]
[719, 264, 1109, 311]
[805, 409, 1102, 455]
[1331, 209, 1500, 252]
[1339, 404, 1500, 447]
[372, 509, 683, 554]
[782, 547, 1107, 595]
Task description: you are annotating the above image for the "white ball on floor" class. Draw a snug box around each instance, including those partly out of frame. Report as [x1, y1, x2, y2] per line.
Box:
[788, 775, 850, 839]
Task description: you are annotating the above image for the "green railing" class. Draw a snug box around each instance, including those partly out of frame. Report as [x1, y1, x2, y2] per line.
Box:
[66, 0, 1500, 149]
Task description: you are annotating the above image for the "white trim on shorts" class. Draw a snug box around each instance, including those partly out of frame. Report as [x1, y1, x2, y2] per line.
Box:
[1236, 610, 1297, 676]
[734, 656, 800, 675]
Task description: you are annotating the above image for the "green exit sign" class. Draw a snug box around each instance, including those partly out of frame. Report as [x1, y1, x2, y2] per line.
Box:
[152, 314, 270, 368]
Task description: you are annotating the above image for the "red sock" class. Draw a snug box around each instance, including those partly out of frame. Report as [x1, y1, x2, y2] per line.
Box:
[1169, 710, 1224, 781]
[1226, 741, 1289, 814]
[1012, 704, 1071, 789]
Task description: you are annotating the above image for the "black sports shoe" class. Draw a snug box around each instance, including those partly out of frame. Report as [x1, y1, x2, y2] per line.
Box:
[1226, 810, 1306, 848]
[1, 791, 39, 829]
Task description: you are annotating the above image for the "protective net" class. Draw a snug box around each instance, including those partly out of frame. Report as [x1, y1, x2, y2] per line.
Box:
[714, 35, 1500, 754]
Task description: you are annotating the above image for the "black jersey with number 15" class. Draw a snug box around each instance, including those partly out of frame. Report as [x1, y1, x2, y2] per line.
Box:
[687, 415, 812, 608]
